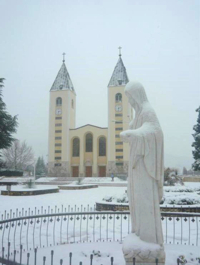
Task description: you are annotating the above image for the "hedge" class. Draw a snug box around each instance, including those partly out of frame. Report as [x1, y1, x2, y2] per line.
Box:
[0, 169, 23, 177]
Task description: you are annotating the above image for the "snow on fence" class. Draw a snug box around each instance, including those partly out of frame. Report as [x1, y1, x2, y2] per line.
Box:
[0, 206, 199, 262]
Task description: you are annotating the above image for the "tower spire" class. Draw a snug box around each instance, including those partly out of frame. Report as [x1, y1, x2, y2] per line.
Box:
[118, 46, 122, 57]
[62, 52, 66, 63]
[108, 49, 129, 87]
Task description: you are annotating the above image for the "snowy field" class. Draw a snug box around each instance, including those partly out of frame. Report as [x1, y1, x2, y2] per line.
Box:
[0, 182, 200, 265]
[12, 242, 200, 265]
[0, 182, 200, 215]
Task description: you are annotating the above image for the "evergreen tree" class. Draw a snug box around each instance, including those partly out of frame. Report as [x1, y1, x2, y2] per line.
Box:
[192, 106, 200, 171]
[35, 156, 46, 176]
[0, 78, 18, 153]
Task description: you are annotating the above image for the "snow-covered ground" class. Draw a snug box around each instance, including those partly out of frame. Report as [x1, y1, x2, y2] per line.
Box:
[0, 185, 58, 191]
[0, 182, 200, 265]
[12, 242, 200, 265]
[102, 182, 200, 207]
[0, 182, 200, 215]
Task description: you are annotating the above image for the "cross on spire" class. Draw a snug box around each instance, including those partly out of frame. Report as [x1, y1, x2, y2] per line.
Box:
[118, 46, 122, 57]
[62, 52, 66, 63]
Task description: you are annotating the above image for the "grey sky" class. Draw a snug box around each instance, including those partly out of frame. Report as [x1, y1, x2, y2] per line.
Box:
[0, 0, 199, 170]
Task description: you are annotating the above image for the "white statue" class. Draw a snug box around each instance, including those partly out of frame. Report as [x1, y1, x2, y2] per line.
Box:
[120, 81, 165, 264]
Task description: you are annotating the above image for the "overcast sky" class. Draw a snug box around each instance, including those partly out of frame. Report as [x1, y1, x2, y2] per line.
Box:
[0, 0, 199, 170]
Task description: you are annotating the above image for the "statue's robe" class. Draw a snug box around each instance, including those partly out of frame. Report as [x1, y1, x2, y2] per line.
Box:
[127, 102, 164, 245]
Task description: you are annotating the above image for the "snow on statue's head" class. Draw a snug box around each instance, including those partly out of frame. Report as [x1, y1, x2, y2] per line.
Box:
[125, 81, 148, 108]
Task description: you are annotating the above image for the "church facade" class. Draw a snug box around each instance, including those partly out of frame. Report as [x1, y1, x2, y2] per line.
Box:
[48, 53, 132, 177]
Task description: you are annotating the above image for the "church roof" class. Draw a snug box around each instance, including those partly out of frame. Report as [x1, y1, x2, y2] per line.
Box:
[108, 56, 129, 87]
[50, 62, 75, 92]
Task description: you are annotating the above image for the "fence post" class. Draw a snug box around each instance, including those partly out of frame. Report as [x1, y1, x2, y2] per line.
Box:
[7, 242, 10, 262]
[27, 253, 30, 265]
[34, 248, 37, 265]
[43, 256, 46, 265]
[20, 245, 23, 265]
[2, 247, 4, 265]
[133, 257, 135, 265]
[69, 252, 72, 265]
[13, 249, 16, 263]
[111, 257, 114, 265]
[90, 254, 93, 265]
[51, 250, 54, 265]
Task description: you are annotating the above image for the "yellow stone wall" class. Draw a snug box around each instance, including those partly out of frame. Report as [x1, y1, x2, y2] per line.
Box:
[69, 125, 107, 177]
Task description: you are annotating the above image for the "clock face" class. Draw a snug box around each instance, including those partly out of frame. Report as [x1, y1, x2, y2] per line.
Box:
[115, 105, 122, 112]
[56, 108, 62, 115]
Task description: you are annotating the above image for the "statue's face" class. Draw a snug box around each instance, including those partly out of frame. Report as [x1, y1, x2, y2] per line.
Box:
[128, 96, 137, 109]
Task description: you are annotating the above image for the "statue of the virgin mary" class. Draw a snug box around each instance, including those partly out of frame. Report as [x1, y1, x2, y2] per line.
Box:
[120, 81, 165, 264]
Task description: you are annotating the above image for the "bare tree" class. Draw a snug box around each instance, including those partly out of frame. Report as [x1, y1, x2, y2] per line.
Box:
[3, 140, 34, 170]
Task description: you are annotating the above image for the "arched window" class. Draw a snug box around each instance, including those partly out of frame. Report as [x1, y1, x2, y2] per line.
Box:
[115, 93, 122, 103]
[86, 133, 93, 152]
[56, 97, 62, 106]
[99, 137, 106, 156]
[73, 138, 80, 157]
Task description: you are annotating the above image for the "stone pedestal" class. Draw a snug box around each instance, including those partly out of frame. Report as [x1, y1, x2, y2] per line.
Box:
[123, 234, 165, 265]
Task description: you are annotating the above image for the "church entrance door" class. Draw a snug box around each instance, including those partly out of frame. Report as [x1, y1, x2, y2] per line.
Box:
[99, 166, 106, 177]
[85, 166, 92, 177]
[72, 166, 79, 177]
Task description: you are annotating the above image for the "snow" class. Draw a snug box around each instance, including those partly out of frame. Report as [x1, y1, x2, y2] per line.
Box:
[82, 177, 125, 183]
[0, 182, 200, 264]
[64, 183, 98, 187]
[0, 177, 34, 183]
[13, 242, 200, 265]
[0, 185, 58, 192]
[101, 182, 200, 207]
[0, 185, 124, 215]
[35, 177, 57, 183]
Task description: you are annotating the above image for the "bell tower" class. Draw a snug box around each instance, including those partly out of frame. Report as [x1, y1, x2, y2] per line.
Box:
[48, 54, 76, 177]
[107, 48, 132, 176]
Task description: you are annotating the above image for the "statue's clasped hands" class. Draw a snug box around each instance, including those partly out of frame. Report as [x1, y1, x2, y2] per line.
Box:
[120, 130, 136, 143]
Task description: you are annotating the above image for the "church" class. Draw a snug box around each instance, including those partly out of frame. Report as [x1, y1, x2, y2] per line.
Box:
[48, 50, 133, 177]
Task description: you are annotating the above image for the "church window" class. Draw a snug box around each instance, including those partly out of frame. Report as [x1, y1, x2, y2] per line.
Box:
[115, 93, 122, 103]
[116, 149, 123, 152]
[99, 137, 106, 156]
[115, 135, 120, 138]
[55, 143, 62, 146]
[115, 127, 123, 131]
[55, 157, 61, 160]
[115, 121, 122, 124]
[56, 97, 62, 106]
[55, 137, 62, 140]
[115, 142, 123, 145]
[55, 117, 62, 120]
[55, 150, 61, 153]
[55, 130, 62, 133]
[86, 133, 93, 152]
[55, 123, 62, 126]
[116, 156, 123, 159]
[115, 114, 122, 117]
[73, 138, 80, 157]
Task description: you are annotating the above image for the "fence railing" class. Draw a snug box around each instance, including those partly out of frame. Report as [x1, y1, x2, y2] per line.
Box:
[0, 244, 193, 265]
[0, 206, 200, 262]
[0, 206, 200, 251]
